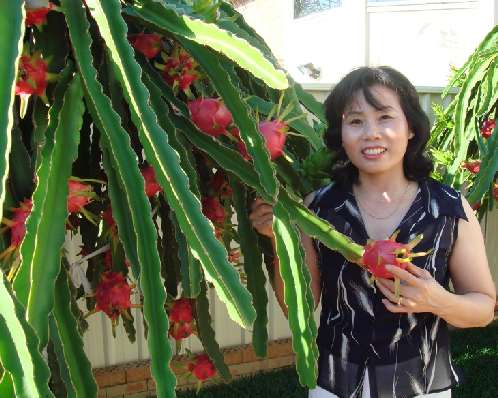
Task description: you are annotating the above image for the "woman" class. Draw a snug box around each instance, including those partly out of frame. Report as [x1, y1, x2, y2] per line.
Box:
[250, 66, 496, 398]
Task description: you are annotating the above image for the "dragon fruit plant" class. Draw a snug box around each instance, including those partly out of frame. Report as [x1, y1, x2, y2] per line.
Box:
[429, 25, 498, 219]
[0, 1, 496, 397]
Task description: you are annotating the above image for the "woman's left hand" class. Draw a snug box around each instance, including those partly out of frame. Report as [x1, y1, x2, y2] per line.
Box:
[375, 263, 450, 315]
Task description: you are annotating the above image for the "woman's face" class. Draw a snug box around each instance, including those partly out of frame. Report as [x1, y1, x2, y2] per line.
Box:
[341, 85, 413, 178]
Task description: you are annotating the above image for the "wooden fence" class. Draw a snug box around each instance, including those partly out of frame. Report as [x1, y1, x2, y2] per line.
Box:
[77, 86, 497, 369]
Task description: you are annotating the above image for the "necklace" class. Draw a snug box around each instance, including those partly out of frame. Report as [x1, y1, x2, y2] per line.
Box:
[354, 182, 411, 220]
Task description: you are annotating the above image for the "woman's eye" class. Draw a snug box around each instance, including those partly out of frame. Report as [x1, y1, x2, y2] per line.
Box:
[380, 114, 392, 120]
[349, 119, 362, 125]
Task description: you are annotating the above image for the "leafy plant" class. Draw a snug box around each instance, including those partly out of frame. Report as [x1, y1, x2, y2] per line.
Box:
[430, 25, 498, 216]
[0, 1, 364, 396]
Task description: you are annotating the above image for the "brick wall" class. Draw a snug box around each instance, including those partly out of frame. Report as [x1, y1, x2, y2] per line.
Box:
[94, 338, 295, 398]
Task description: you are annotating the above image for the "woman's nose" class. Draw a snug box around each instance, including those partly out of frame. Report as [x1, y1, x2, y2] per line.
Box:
[362, 121, 382, 139]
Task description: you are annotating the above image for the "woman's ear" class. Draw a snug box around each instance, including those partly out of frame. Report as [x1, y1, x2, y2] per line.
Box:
[408, 130, 414, 139]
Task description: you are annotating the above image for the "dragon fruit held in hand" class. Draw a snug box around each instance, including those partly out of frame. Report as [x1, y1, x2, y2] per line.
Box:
[362, 232, 427, 279]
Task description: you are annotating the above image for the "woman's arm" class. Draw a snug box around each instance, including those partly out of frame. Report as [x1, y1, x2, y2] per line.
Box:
[249, 194, 321, 318]
[439, 197, 496, 327]
[376, 197, 496, 327]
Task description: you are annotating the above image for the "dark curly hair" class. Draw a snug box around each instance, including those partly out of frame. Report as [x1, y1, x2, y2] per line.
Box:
[323, 66, 433, 186]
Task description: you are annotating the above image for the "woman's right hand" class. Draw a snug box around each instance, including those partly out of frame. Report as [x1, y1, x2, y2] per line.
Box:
[249, 197, 275, 239]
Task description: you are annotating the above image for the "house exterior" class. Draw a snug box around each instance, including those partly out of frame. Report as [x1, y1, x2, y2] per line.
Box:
[235, 0, 498, 87]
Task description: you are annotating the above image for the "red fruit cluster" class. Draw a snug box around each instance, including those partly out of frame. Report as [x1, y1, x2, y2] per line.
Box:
[188, 98, 232, 137]
[141, 166, 162, 197]
[26, 2, 54, 27]
[463, 160, 481, 174]
[481, 119, 496, 139]
[129, 33, 162, 59]
[162, 48, 198, 91]
[67, 179, 95, 214]
[258, 120, 288, 160]
[187, 354, 217, 382]
[493, 184, 498, 201]
[169, 298, 195, 341]
[202, 196, 225, 225]
[95, 271, 132, 321]
[16, 54, 49, 97]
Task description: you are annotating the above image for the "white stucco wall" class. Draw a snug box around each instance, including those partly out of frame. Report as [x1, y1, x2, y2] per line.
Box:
[235, 0, 497, 86]
[367, 1, 494, 86]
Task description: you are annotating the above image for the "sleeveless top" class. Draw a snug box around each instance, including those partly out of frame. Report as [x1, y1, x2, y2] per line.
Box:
[307, 178, 468, 398]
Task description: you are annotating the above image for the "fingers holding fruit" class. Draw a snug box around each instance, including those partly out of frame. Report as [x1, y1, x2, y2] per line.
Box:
[375, 263, 448, 315]
[249, 197, 274, 238]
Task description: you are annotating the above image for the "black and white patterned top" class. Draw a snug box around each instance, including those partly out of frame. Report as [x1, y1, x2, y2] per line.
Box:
[307, 178, 468, 398]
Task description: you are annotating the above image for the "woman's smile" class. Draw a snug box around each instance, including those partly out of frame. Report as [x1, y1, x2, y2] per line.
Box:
[361, 146, 387, 159]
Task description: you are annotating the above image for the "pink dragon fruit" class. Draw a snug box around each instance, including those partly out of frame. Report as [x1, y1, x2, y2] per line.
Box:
[67, 179, 95, 214]
[94, 271, 132, 321]
[188, 98, 232, 137]
[129, 33, 162, 59]
[16, 54, 49, 97]
[258, 120, 288, 160]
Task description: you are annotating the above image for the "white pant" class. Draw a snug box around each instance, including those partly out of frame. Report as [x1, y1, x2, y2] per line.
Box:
[308, 370, 452, 398]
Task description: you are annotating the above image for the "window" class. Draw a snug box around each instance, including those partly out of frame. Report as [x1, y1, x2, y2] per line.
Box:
[294, 0, 342, 19]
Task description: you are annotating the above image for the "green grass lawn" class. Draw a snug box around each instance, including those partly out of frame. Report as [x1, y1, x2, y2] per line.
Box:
[177, 321, 498, 398]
